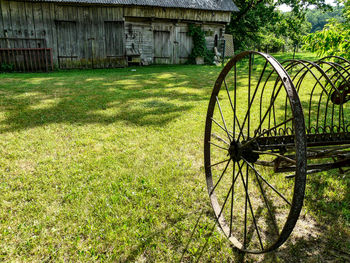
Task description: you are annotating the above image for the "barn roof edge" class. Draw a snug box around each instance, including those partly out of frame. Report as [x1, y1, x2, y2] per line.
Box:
[19, 0, 239, 12]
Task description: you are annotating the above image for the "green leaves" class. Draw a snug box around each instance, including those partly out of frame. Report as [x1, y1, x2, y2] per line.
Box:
[303, 3, 350, 59]
[226, 0, 332, 52]
[188, 24, 214, 64]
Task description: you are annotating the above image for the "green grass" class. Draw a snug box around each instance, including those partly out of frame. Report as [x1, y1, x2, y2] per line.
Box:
[0, 52, 349, 262]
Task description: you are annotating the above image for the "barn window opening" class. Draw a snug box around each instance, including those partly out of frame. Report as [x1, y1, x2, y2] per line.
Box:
[214, 34, 218, 47]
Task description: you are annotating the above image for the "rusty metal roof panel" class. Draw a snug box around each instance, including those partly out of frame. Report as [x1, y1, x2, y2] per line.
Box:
[29, 0, 239, 12]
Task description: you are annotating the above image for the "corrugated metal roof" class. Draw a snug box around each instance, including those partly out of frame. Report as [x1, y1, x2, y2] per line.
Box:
[28, 0, 239, 12]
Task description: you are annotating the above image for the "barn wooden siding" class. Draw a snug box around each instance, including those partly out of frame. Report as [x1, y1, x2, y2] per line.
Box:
[0, 0, 231, 69]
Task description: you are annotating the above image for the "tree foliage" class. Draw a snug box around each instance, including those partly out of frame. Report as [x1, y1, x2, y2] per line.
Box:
[303, 0, 349, 58]
[226, 0, 278, 51]
[187, 24, 214, 64]
[306, 5, 344, 32]
[226, 0, 328, 52]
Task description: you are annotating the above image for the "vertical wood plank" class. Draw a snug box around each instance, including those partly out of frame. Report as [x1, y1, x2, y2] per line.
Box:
[41, 3, 51, 49]
[23, 48, 28, 71]
[15, 1, 28, 47]
[33, 2, 44, 47]
[0, 1, 5, 38]
[98, 7, 105, 67]
[1, 1, 12, 32]
[55, 2, 64, 67]
[17, 1, 27, 39]
[62, 5, 69, 69]
[68, 5, 77, 68]
[89, 6, 98, 68]
[76, 6, 83, 68]
[49, 3, 58, 66]
[81, 6, 90, 68]
[40, 3, 51, 71]
[24, 1, 35, 47]
[2, 0, 13, 46]
[9, 1, 20, 47]
[87, 5, 93, 68]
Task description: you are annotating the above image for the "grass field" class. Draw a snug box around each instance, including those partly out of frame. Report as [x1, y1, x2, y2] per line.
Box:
[0, 52, 349, 262]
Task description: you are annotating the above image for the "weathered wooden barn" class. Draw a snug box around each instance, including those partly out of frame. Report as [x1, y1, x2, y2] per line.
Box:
[0, 0, 238, 70]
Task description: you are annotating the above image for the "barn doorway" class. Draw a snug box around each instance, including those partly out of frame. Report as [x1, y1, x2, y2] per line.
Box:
[104, 21, 125, 67]
[153, 30, 171, 64]
[178, 31, 193, 64]
[55, 21, 78, 69]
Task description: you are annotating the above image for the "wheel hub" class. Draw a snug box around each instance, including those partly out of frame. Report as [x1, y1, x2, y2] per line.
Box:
[229, 140, 260, 163]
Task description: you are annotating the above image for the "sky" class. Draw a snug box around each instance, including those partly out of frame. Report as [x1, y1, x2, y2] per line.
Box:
[278, 0, 338, 12]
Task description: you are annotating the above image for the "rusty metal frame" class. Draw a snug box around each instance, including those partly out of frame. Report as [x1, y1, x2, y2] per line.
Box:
[0, 48, 53, 72]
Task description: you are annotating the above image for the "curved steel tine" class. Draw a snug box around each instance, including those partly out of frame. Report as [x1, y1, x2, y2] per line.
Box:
[282, 59, 350, 132]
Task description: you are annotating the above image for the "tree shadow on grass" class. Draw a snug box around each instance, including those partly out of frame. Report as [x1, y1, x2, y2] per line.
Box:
[0, 66, 221, 133]
[178, 170, 350, 262]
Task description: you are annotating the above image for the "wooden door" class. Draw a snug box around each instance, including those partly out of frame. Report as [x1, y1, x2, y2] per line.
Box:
[179, 31, 193, 63]
[104, 21, 125, 67]
[153, 30, 171, 64]
[55, 21, 78, 69]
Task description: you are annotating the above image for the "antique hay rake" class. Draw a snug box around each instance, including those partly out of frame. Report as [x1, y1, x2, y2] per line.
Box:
[204, 51, 350, 253]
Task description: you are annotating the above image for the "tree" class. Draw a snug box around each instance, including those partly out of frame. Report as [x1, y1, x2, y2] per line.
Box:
[227, 0, 277, 51]
[279, 12, 312, 47]
[303, 0, 349, 58]
[226, 0, 328, 52]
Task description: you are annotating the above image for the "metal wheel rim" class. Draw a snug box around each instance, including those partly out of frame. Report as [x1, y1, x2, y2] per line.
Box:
[204, 51, 307, 253]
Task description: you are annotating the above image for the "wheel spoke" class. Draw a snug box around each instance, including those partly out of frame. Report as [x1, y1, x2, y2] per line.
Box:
[251, 163, 280, 236]
[247, 55, 251, 140]
[237, 60, 269, 142]
[211, 133, 230, 145]
[216, 96, 232, 142]
[255, 84, 284, 136]
[212, 117, 233, 140]
[208, 158, 231, 168]
[210, 159, 231, 195]
[243, 162, 248, 248]
[229, 160, 236, 236]
[218, 182, 232, 219]
[224, 79, 245, 141]
[234, 63, 237, 138]
[218, 161, 241, 218]
[243, 158, 291, 206]
[209, 141, 229, 151]
[238, 161, 264, 250]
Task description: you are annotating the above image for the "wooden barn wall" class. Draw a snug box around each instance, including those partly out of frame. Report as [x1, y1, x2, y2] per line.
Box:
[202, 24, 224, 51]
[0, 0, 125, 68]
[125, 20, 154, 65]
[123, 7, 231, 23]
[125, 20, 224, 65]
[0, 0, 230, 67]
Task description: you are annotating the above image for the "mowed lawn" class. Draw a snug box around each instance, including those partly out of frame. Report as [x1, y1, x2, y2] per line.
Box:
[0, 52, 349, 262]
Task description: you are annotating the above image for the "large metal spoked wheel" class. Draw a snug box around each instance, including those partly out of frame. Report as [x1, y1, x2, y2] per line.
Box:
[204, 51, 307, 253]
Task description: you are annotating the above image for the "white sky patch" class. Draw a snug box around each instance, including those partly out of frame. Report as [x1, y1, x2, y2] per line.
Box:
[277, 0, 338, 12]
